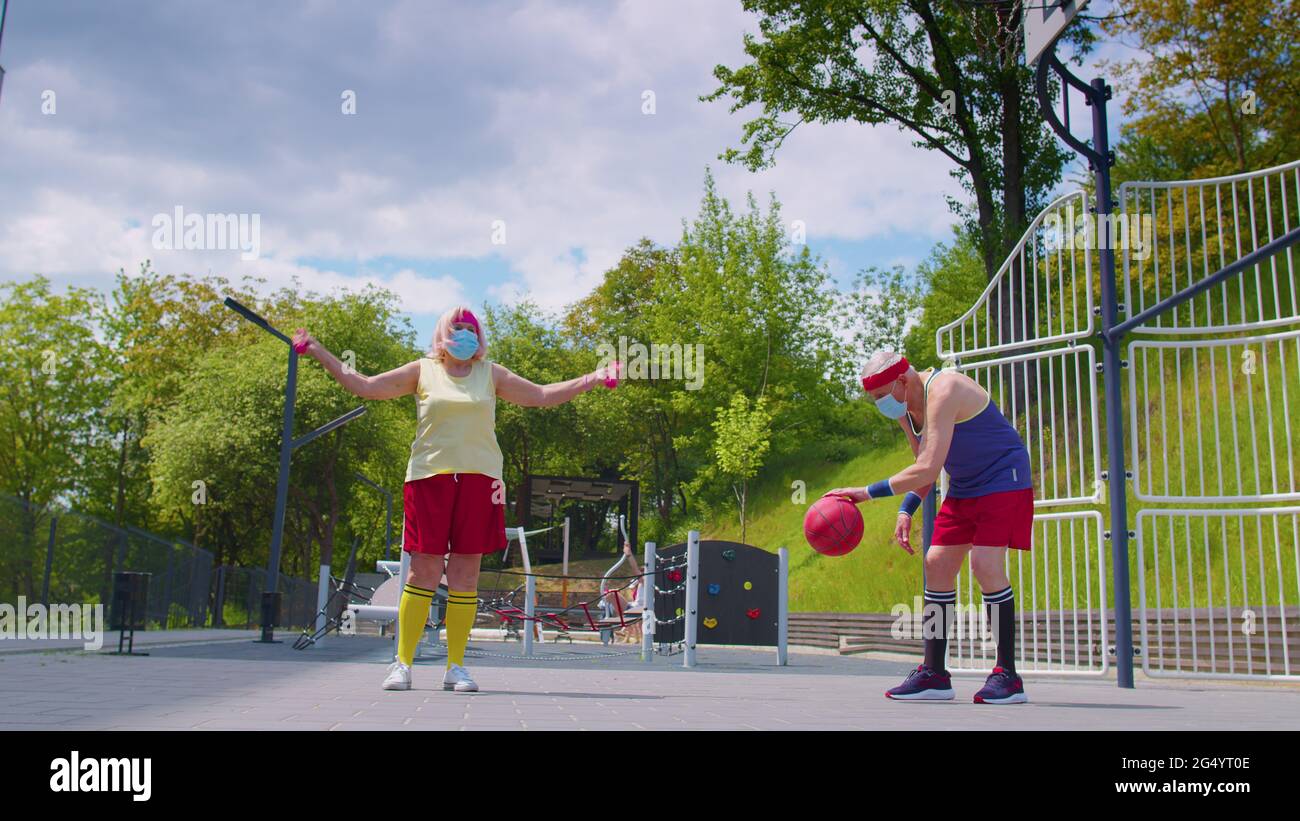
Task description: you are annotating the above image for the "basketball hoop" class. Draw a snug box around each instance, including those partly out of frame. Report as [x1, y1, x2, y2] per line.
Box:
[961, 0, 1027, 70]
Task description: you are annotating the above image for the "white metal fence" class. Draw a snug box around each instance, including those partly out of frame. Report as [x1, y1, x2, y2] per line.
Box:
[1127, 329, 1300, 504]
[950, 511, 1109, 675]
[938, 190, 1095, 361]
[933, 160, 1300, 681]
[1120, 159, 1300, 335]
[947, 345, 1102, 508]
[1136, 507, 1299, 679]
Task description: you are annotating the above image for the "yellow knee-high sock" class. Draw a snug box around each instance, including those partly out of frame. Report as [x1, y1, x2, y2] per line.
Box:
[445, 590, 478, 669]
[397, 584, 435, 666]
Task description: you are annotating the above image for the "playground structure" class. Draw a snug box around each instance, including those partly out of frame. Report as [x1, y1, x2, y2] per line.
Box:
[650, 532, 789, 667]
[912, 5, 1300, 685]
[293, 524, 791, 668]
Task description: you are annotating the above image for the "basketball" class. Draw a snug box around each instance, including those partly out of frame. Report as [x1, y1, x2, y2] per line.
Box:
[803, 495, 864, 556]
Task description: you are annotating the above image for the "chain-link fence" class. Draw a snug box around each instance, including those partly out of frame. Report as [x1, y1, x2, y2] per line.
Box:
[1, 494, 315, 632]
[212, 565, 318, 630]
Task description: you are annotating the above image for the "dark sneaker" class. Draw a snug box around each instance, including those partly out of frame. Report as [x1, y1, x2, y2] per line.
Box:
[973, 666, 1028, 704]
[885, 664, 955, 701]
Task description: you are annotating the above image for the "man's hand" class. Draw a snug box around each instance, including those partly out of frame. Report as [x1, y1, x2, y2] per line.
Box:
[823, 487, 869, 504]
[893, 513, 915, 555]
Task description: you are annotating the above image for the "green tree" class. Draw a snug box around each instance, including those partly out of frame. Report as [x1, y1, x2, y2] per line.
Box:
[143, 284, 415, 575]
[704, 0, 1090, 288]
[568, 172, 847, 542]
[902, 231, 987, 368]
[711, 392, 772, 544]
[87, 264, 260, 534]
[0, 277, 108, 598]
[1105, 0, 1300, 178]
[842, 264, 924, 358]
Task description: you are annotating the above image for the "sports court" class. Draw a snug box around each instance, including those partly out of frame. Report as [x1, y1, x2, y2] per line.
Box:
[3, 632, 1298, 731]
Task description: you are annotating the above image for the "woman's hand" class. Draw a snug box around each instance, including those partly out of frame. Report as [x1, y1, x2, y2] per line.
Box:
[893, 512, 915, 555]
[292, 328, 317, 357]
[590, 360, 623, 390]
[622, 541, 632, 556]
[822, 487, 869, 504]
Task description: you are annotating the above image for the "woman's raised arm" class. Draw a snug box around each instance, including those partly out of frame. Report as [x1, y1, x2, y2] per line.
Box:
[492, 361, 620, 408]
[293, 328, 420, 400]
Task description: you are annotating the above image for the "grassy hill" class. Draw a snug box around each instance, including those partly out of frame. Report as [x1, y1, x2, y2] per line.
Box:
[703, 441, 925, 612]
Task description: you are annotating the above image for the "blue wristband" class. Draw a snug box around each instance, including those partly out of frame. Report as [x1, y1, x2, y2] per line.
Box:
[866, 479, 894, 499]
[899, 492, 922, 516]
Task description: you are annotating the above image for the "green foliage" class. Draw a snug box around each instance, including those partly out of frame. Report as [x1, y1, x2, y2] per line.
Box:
[1105, 0, 1300, 179]
[0, 276, 108, 509]
[841, 264, 923, 359]
[704, 0, 1091, 278]
[711, 392, 772, 542]
[565, 171, 848, 543]
[902, 231, 987, 369]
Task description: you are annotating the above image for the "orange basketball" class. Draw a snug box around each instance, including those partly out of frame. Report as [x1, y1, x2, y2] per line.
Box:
[803, 495, 864, 556]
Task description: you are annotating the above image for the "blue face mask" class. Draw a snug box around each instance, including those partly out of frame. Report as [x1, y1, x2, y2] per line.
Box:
[445, 328, 479, 361]
[874, 385, 908, 419]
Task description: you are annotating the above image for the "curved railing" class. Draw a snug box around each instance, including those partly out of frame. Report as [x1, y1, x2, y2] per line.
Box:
[936, 190, 1095, 361]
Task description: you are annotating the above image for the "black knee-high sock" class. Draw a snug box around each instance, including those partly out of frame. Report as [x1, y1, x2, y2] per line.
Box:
[922, 589, 956, 672]
[983, 586, 1016, 672]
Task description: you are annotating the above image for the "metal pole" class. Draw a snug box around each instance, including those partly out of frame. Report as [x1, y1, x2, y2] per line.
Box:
[642, 541, 656, 663]
[523, 573, 536, 657]
[1109, 226, 1300, 339]
[1090, 76, 1135, 689]
[0, 0, 9, 106]
[213, 566, 226, 628]
[561, 516, 570, 608]
[776, 547, 788, 666]
[394, 550, 410, 655]
[384, 492, 393, 561]
[41, 515, 57, 608]
[314, 563, 330, 647]
[266, 346, 297, 600]
[921, 484, 937, 590]
[684, 530, 699, 668]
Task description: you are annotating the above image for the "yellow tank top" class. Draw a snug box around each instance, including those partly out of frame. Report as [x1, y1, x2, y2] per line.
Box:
[405, 358, 504, 482]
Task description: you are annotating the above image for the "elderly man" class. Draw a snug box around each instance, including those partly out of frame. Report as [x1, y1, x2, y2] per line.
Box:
[825, 351, 1033, 704]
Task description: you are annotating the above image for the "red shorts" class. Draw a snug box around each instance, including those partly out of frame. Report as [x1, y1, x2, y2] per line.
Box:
[403, 473, 507, 556]
[931, 488, 1034, 550]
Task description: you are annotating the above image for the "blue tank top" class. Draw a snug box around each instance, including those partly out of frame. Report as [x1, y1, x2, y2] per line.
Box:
[911, 370, 1033, 499]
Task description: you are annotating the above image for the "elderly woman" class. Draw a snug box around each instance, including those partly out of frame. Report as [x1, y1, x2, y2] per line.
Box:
[293, 306, 619, 693]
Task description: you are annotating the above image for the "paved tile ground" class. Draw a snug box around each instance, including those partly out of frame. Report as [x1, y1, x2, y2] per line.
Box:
[1, 631, 1297, 730]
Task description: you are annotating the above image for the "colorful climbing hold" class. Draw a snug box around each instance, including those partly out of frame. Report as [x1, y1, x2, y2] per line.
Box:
[707, 583, 720, 595]
[746, 608, 761, 619]
[743, 581, 752, 590]
[703, 617, 718, 629]
[722, 549, 736, 561]
[676, 607, 684, 617]
[667, 568, 683, 583]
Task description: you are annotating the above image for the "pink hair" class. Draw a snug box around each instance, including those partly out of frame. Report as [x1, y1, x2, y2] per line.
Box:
[430, 305, 487, 362]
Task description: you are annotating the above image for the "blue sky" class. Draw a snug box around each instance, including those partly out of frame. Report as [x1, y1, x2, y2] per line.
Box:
[0, 0, 1127, 344]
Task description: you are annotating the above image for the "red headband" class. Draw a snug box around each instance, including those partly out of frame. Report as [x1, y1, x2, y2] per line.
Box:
[861, 356, 909, 392]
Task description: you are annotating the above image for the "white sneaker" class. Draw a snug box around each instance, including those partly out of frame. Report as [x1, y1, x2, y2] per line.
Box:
[442, 663, 479, 692]
[382, 660, 411, 691]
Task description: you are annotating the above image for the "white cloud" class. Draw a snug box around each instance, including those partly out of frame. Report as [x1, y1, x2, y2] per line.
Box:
[0, 0, 963, 320]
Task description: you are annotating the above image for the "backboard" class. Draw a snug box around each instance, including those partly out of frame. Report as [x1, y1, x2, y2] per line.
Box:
[1024, 0, 1090, 65]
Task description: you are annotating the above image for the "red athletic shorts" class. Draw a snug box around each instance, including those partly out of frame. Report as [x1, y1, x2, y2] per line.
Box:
[403, 473, 507, 556]
[931, 488, 1034, 550]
